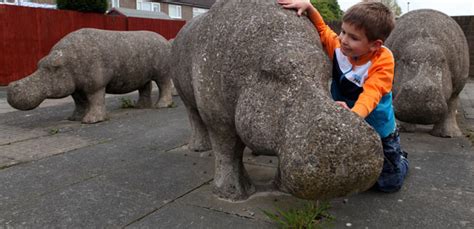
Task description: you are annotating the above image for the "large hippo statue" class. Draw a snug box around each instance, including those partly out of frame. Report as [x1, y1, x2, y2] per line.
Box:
[8, 28, 173, 124]
[386, 9, 469, 137]
[171, 0, 384, 201]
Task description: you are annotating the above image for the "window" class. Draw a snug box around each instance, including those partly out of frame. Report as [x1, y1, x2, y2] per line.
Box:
[139, 2, 152, 11]
[136, 0, 141, 10]
[151, 2, 160, 12]
[137, 1, 159, 12]
[192, 7, 208, 17]
[168, 4, 181, 19]
[111, 0, 119, 8]
[0, 0, 18, 4]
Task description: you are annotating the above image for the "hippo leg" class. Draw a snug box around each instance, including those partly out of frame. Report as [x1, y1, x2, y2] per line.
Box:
[431, 96, 462, 137]
[171, 81, 179, 96]
[81, 88, 107, 124]
[273, 168, 290, 193]
[68, 91, 88, 121]
[155, 77, 173, 108]
[185, 106, 212, 151]
[210, 131, 255, 201]
[398, 121, 416, 133]
[135, 82, 153, 108]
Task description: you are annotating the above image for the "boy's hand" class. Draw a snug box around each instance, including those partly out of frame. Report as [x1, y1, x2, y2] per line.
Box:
[336, 101, 350, 110]
[277, 0, 313, 16]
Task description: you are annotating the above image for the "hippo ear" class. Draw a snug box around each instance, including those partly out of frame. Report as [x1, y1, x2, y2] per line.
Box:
[49, 50, 65, 67]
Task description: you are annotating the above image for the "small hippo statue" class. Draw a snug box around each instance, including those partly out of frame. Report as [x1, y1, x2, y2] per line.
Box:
[386, 9, 469, 137]
[171, 0, 384, 201]
[7, 28, 173, 124]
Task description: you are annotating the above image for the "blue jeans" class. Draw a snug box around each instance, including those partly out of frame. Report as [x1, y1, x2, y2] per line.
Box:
[373, 130, 409, 193]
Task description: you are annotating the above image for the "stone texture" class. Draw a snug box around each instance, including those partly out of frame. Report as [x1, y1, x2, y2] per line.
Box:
[386, 9, 470, 137]
[7, 28, 173, 124]
[0, 134, 94, 163]
[170, 0, 383, 201]
[126, 202, 276, 229]
[0, 178, 159, 228]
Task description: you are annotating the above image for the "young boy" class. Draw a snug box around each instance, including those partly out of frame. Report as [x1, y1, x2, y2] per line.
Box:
[278, 0, 408, 192]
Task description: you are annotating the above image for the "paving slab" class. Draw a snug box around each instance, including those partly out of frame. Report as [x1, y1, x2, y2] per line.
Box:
[0, 84, 473, 228]
[0, 178, 159, 228]
[126, 202, 276, 229]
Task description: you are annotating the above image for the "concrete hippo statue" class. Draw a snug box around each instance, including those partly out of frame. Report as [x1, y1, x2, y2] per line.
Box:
[171, 0, 384, 201]
[386, 10, 469, 137]
[7, 28, 173, 124]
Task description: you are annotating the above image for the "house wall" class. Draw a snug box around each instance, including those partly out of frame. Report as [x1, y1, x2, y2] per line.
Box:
[30, 0, 55, 4]
[160, 2, 169, 14]
[120, 0, 136, 9]
[113, 1, 204, 21]
[159, 2, 192, 21]
[453, 16, 474, 78]
[181, 5, 192, 21]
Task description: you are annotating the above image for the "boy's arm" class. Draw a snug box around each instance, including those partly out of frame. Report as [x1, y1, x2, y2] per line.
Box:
[306, 6, 340, 59]
[351, 51, 394, 118]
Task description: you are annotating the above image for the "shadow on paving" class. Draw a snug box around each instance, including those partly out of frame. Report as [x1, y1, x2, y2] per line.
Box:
[0, 96, 473, 228]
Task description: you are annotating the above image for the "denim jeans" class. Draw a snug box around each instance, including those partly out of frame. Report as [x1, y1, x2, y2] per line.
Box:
[373, 130, 409, 193]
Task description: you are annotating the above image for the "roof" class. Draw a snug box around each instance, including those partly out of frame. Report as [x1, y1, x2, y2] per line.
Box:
[159, 0, 216, 9]
[106, 7, 171, 20]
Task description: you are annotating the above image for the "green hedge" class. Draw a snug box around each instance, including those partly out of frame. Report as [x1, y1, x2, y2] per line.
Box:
[56, 0, 108, 13]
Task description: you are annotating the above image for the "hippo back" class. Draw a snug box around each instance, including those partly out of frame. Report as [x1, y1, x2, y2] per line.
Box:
[53, 28, 170, 94]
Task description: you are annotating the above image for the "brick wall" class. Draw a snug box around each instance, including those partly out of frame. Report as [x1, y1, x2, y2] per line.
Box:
[453, 16, 474, 78]
[120, 0, 136, 9]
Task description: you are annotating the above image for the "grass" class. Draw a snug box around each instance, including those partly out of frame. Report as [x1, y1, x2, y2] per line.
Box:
[49, 128, 59, 135]
[167, 101, 177, 108]
[120, 97, 135, 109]
[263, 201, 335, 229]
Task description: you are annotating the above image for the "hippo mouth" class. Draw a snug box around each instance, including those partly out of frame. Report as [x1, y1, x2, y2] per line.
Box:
[393, 87, 447, 124]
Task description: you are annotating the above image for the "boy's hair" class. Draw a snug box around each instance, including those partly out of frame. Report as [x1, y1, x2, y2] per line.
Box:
[342, 2, 395, 42]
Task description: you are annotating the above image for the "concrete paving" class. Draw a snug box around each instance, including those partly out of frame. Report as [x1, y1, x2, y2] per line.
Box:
[0, 83, 473, 228]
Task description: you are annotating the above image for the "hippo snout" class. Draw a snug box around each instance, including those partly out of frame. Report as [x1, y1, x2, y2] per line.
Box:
[7, 79, 46, 110]
[394, 79, 447, 124]
[277, 122, 383, 200]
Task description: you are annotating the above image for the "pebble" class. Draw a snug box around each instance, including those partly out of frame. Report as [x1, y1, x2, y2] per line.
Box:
[346, 223, 352, 227]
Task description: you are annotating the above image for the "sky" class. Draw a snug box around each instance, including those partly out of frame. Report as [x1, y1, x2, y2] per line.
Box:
[338, 0, 474, 16]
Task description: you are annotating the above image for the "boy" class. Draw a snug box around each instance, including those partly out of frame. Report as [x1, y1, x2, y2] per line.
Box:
[278, 0, 408, 192]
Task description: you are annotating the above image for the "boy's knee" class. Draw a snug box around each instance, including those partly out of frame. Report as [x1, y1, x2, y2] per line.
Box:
[374, 156, 409, 193]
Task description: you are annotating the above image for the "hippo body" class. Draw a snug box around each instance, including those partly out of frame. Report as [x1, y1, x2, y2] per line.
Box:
[171, 0, 383, 201]
[386, 10, 469, 137]
[8, 28, 173, 123]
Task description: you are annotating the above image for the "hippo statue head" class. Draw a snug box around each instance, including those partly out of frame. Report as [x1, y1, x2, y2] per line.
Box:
[8, 49, 75, 110]
[392, 42, 451, 124]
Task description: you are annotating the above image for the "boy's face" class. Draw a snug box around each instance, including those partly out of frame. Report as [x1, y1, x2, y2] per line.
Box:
[338, 22, 382, 59]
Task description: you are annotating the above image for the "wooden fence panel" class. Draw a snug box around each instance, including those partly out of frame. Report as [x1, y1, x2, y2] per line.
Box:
[128, 17, 185, 40]
[1, 5, 40, 85]
[0, 5, 185, 85]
